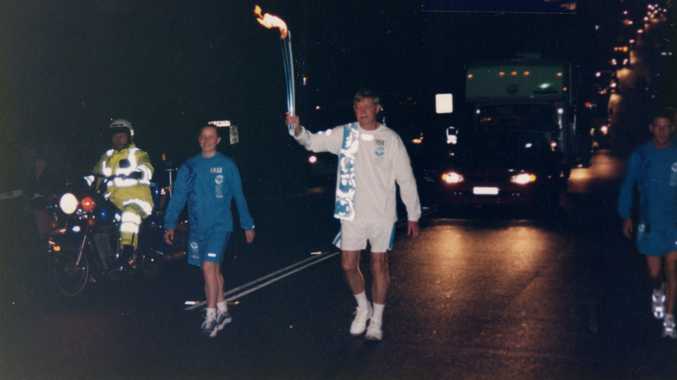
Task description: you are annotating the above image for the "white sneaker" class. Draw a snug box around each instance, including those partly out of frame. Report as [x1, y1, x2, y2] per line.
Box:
[215, 310, 232, 332]
[663, 315, 676, 339]
[201, 315, 218, 338]
[652, 289, 666, 320]
[350, 305, 372, 336]
[365, 319, 383, 341]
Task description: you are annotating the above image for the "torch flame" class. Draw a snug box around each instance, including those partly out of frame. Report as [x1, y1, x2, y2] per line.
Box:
[254, 5, 289, 39]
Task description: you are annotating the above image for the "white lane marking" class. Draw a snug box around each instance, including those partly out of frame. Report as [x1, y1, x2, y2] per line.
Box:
[184, 251, 340, 311]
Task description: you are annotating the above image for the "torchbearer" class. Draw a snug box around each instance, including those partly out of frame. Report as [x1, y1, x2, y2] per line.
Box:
[286, 89, 422, 341]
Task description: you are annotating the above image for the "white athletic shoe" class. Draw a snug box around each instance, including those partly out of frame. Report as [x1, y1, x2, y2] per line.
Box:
[652, 289, 666, 320]
[365, 319, 383, 341]
[215, 310, 232, 332]
[201, 314, 218, 338]
[663, 315, 677, 339]
[350, 305, 373, 336]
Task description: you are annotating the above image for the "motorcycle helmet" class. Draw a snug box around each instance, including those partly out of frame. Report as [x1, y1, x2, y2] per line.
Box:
[109, 118, 135, 139]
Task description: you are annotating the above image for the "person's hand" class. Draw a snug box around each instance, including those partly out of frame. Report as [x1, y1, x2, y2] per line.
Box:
[164, 229, 175, 245]
[244, 229, 256, 244]
[285, 113, 302, 136]
[623, 218, 634, 239]
[407, 221, 419, 238]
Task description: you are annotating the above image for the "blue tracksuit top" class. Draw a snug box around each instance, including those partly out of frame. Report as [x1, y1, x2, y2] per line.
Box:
[164, 152, 255, 233]
[618, 141, 677, 227]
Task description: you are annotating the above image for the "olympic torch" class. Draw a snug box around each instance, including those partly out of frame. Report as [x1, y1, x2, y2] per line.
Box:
[254, 5, 296, 135]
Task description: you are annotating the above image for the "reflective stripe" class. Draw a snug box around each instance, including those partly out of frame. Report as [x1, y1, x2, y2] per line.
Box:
[207, 253, 218, 258]
[122, 199, 153, 216]
[120, 222, 140, 234]
[121, 211, 142, 225]
[138, 165, 153, 182]
[114, 147, 138, 176]
[113, 177, 140, 188]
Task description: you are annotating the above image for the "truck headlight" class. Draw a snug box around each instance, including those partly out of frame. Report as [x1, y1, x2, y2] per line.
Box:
[510, 173, 537, 185]
[441, 171, 464, 185]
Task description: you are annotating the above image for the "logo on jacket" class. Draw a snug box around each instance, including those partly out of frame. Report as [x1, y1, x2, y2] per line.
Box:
[374, 139, 385, 157]
[215, 175, 224, 185]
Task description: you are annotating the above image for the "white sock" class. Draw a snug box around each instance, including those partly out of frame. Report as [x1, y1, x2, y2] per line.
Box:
[206, 307, 216, 320]
[217, 301, 228, 313]
[372, 303, 385, 323]
[354, 292, 369, 310]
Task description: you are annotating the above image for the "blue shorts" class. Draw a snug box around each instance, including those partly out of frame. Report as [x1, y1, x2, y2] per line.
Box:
[636, 224, 677, 256]
[187, 228, 232, 267]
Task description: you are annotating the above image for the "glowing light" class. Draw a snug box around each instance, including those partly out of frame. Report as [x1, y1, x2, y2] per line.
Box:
[308, 155, 318, 164]
[441, 171, 464, 185]
[511, 173, 537, 185]
[59, 193, 78, 215]
[254, 5, 288, 39]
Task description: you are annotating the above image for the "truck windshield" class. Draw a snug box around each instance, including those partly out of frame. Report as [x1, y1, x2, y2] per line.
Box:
[476, 104, 558, 133]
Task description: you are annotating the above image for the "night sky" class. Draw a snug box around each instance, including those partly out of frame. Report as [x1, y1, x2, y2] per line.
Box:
[0, 0, 673, 189]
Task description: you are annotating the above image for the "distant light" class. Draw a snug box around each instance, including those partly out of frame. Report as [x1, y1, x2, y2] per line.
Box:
[557, 108, 564, 115]
[475, 108, 481, 115]
[556, 72, 563, 78]
[498, 71, 506, 78]
[411, 137, 423, 145]
[539, 83, 551, 90]
[72, 226, 81, 233]
[595, 71, 602, 78]
[314, 105, 321, 110]
[467, 73, 474, 80]
[435, 93, 454, 114]
[207, 120, 231, 128]
[594, 25, 600, 31]
[511, 70, 518, 77]
[600, 125, 609, 135]
[441, 171, 464, 185]
[525, 142, 533, 149]
[308, 155, 318, 164]
[523, 71, 530, 77]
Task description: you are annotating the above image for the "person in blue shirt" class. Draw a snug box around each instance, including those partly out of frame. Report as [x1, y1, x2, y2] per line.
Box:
[618, 110, 677, 339]
[164, 124, 255, 338]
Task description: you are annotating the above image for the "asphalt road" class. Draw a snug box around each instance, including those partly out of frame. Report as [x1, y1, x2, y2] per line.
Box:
[1, 151, 676, 380]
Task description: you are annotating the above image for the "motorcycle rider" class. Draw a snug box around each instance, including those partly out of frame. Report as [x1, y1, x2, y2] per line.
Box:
[86, 119, 154, 269]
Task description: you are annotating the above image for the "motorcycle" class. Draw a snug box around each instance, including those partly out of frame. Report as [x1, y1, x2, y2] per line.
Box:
[47, 173, 169, 297]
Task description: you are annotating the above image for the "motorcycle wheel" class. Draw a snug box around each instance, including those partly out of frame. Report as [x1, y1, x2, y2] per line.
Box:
[50, 247, 90, 297]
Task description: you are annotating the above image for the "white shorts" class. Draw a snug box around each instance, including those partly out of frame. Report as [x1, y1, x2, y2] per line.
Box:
[333, 220, 396, 253]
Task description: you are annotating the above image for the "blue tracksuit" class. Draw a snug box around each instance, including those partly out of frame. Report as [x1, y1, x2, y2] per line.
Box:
[618, 142, 677, 256]
[164, 152, 255, 266]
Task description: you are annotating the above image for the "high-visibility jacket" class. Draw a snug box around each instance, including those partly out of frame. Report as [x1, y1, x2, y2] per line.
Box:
[92, 144, 154, 217]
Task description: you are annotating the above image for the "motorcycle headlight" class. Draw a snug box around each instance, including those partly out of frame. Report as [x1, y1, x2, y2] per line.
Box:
[59, 193, 79, 215]
[510, 173, 537, 185]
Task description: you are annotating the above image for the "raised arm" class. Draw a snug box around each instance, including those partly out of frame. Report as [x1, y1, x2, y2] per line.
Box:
[286, 113, 342, 154]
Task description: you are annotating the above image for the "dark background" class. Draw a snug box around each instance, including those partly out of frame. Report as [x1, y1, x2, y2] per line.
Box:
[0, 0, 674, 192]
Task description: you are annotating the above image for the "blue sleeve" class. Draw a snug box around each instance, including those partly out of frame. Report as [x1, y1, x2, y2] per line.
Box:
[164, 164, 191, 230]
[617, 151, 641, 219]
[227, 161, 255, 230]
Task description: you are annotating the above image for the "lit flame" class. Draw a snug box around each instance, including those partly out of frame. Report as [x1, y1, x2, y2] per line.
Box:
[254, 5, 288, 39]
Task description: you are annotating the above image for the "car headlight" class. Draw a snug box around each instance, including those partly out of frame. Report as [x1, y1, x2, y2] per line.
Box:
[441, 171, 464, 185]
[59, 193, 79, 215]
[510, 173, 537, 185]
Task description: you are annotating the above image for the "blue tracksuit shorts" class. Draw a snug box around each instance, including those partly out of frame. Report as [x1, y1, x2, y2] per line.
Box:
[187, 227, 232, 267]
[636, 223, 677, 256]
